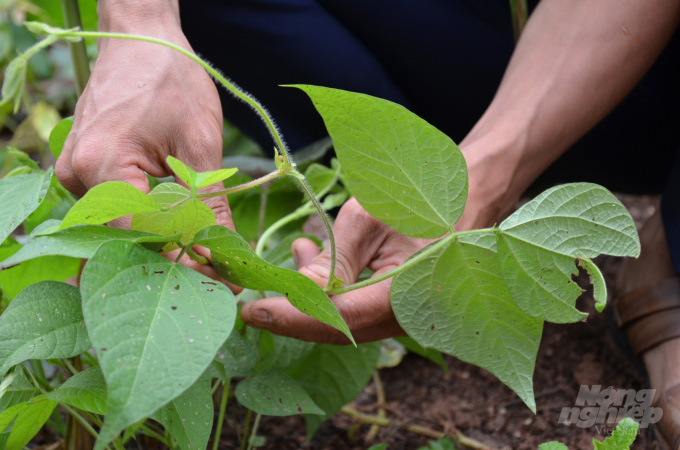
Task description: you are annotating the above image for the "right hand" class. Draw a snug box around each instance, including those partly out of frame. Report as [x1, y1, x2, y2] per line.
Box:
[56, 1, 234, 280]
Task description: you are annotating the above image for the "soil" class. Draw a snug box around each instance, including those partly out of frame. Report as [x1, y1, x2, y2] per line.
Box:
[217, 194, 661, 450]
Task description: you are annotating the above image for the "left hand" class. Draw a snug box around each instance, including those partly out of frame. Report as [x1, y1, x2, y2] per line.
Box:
[240, 198, 432, 344]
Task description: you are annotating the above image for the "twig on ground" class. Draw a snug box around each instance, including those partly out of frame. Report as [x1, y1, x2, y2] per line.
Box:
[340, 405, 492, 450]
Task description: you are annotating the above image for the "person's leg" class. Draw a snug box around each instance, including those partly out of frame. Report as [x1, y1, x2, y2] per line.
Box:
[180, 0, 533, 152]
[180, 0, 411, 153]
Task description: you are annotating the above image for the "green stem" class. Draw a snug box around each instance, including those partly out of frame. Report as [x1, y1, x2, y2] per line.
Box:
[52, 30, 288, 155]
[366, 370, 386, 440]
[139, 423, 169, 445]
[509, 0, 529, 42]
[245, 413, 262, 450]
[240, 409, 252, 450]
[60, 0, 90, 95]
[62, 358, 79, 376]
[28, 359, 47, 381]
[327, 228, 497, 295]
[174, 246, 189, 263]
[23, 35, 58, 60]
[22, 364, 51, 393]
[255, 205, 312, 257]
[43, 27, 340, 290]
[197, 169, 284, 199]
[255, 165, 340, 257]
[186, 247, 210, 265]
[212, 378, 231, 450]
[61, 404, 100, 441]
[294, 176, 338, 287]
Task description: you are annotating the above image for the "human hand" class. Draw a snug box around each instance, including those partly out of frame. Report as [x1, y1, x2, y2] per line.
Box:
[55, 2, 232, 278]
[240, 198, 432, 344]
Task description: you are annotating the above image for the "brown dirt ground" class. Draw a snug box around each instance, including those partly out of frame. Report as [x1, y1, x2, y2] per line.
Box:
[216, 194, 661, 450]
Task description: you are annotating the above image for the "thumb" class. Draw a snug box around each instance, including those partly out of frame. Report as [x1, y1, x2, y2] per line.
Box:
[295, 198, 390, 288]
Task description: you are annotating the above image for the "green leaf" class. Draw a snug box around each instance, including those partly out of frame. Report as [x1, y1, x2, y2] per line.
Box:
[394, 336, 448, 373]
[391, 234, 542, 412]
[321, 192, 348, 210]
[0, 55, 27, 114]
[193, 226, 354, 344]
[304, 163, 336, 196]
[0, 281, 90, 377]
[0, 255, 80, 300]
[578, 258, 607, 312]
[23, 22, 81, 41]
[0, 169, 53, 244]
[131, 184, 215, 251]
[538, 442, 568, 450]
[59, 181, 160, 230]
[367, 444, 390, 450]
[292, 85, 467, 238]
[0, 402, 24, 432]
[1, 225, 175, 268]
[4, 148, 40, 173]
[495, 184, 636, 323]
[80, 241, 236, 449]
[285, 342, 380, 438]
[496, 233, 587, 323]
[499, 183, 640, 258]
[417, 437, 457, 450]
[166, 157, 238, 191]
[166, 156, 198, 188]
[195, 167, 238, 190]
[0, 369, 38, 413]
[152, 374, 213, 450]
[2, 396, 57, 450]
[259, 333, 315, 371]
[214, 330, 259, 379]
[592, 417, 639, 449]
[48, 116, 73, 159]
[45, 367, 107, 415]
[376, 338, 407, 369]
[235, 370, 324, 416]
[144, 182, 188, 206]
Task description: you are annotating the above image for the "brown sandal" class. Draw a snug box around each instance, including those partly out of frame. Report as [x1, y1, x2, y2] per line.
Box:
[614, 277, 680, 449]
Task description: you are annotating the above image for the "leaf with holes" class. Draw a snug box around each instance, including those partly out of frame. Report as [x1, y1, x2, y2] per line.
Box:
[1, 225, 176, 268]
[391, 234, 543, 412]
[497, 183, 639, 322]
[291, 85, 467, 238]
[80, 241, 235, 449]
[236, 370, 324, 416]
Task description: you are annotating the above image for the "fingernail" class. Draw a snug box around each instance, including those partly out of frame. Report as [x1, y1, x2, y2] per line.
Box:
[250, 308, 271, 327]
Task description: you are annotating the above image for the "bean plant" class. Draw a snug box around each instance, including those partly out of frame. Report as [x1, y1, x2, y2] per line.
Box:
[0, 22, 640, 450]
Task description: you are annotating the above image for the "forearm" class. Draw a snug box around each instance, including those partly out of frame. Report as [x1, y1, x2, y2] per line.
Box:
[98, 0, 181, 35]
[458, 0, 680, 229]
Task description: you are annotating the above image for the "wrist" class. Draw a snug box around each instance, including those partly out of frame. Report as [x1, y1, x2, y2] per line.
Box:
[98, 0, 181, 35]
[456, 126, 527, 231]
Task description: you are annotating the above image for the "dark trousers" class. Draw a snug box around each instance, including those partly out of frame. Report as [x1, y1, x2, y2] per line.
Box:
[181, 0, 680, 272]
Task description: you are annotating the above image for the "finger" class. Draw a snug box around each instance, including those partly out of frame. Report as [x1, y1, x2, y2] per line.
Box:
[163, 249, 242, 295]
[297, 198, 391, 287]
[240, 267, 405, 344]
[291, 238, 321, 268]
